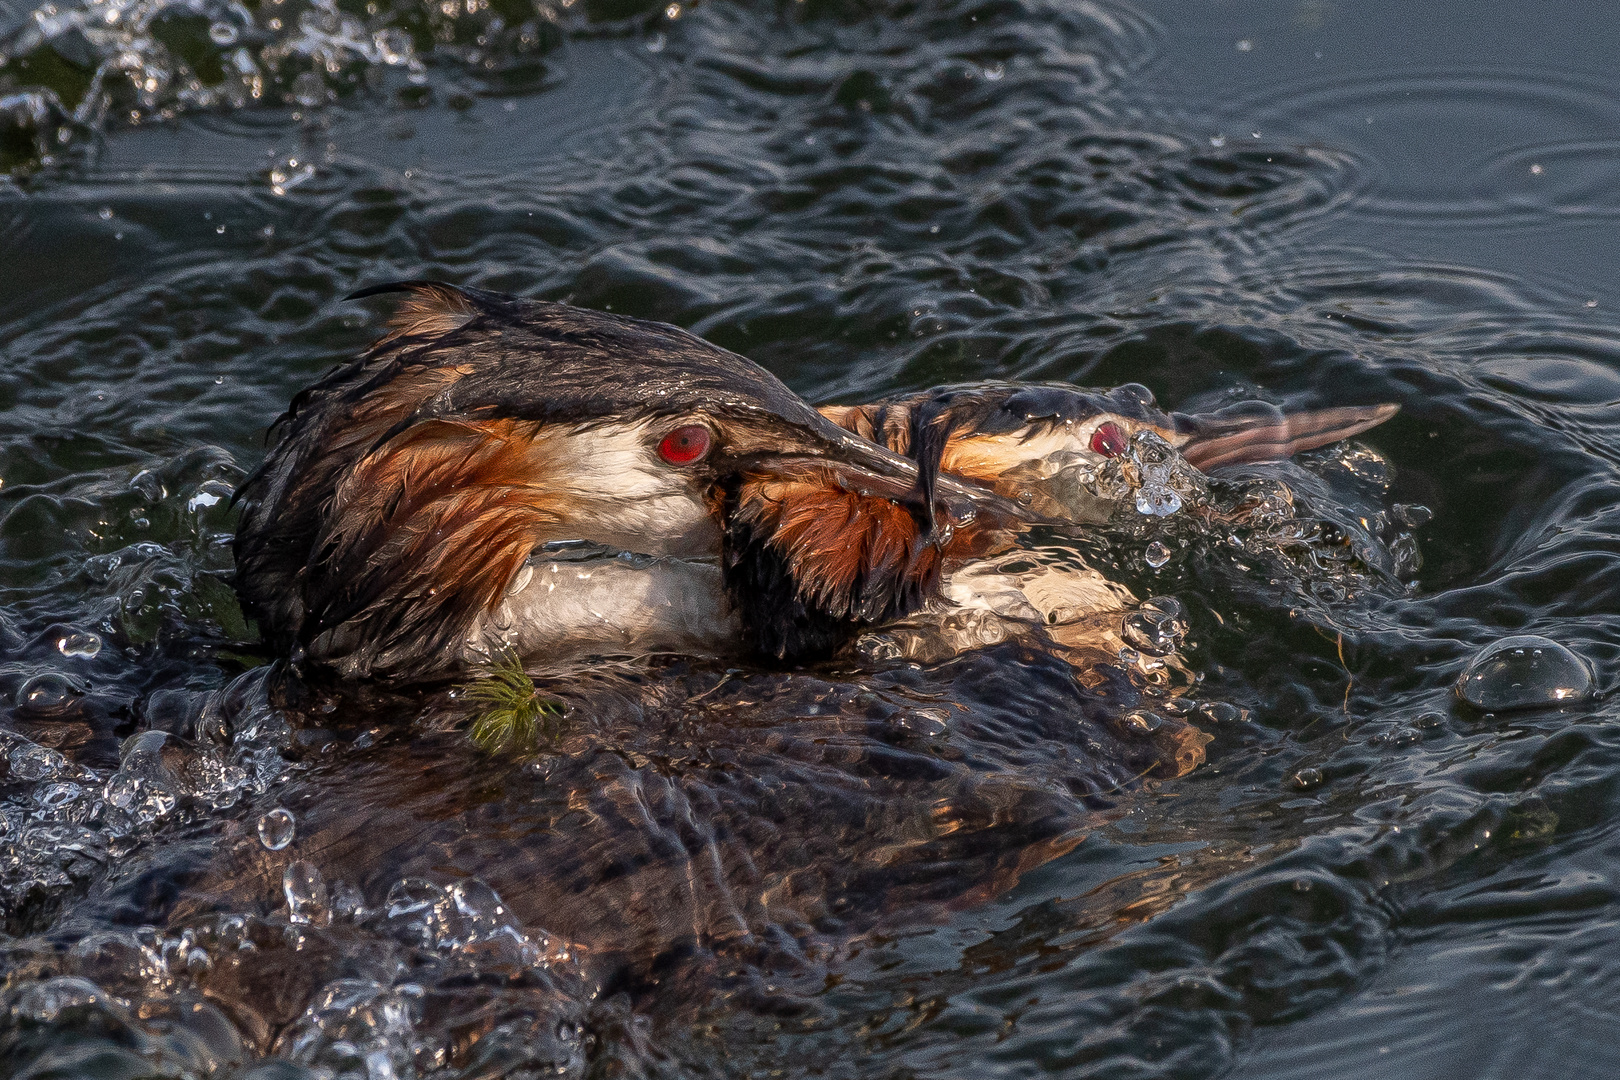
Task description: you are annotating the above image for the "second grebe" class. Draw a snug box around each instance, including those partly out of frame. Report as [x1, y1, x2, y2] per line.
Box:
[232, 281, 1396, 683]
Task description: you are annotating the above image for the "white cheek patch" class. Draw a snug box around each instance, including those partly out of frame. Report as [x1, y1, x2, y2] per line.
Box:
[543, 422, 720, 557]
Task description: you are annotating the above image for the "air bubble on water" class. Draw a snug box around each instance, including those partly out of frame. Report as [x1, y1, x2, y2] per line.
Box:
[1199, 701, 1245, 724]
[1455, 634, 1594, 712]
[208, 21, 238, 45]
[1121, 711, 1162, 735]
[104, 772, 141, 810]
[57, 631, 102, 658]
[1290, 767, 1324, 790]
[1121, 597, 1186, 657]
[258, 807, 296, 850]
[1145, 541, 1171, 568]
[284, 860, 332, 926]
[16, 671, 81, 711]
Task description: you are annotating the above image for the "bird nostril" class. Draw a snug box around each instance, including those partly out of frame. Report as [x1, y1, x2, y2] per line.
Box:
[1089, 422, 1127, 457]
[658, 425, 713, 465]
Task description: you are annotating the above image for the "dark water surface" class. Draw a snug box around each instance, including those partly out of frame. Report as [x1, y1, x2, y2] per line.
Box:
[4, 0, 1620, 1076]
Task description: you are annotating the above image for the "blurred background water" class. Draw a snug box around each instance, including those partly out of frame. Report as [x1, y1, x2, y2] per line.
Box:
[5, 0, 1620, 1077]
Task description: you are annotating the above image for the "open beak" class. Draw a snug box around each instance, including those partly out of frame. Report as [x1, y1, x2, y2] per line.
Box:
[1173, 402, 1400, 472]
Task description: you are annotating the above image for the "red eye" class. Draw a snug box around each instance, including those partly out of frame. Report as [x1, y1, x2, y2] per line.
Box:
[1089, 421, 1127, 457]
[658, 425, 712, 465]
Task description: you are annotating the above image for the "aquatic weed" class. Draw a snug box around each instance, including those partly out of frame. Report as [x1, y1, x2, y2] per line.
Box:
[461, 653, 562, 754]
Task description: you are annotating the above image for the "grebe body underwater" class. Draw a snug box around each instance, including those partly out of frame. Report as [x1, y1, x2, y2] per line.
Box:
[2, 278, 1434, 1075]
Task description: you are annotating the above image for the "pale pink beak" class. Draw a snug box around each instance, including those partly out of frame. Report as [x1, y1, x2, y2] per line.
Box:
[1174, 402, 1400, 472]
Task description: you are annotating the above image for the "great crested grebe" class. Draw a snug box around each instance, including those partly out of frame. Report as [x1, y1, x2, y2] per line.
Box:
[232, 281, 1396, 684]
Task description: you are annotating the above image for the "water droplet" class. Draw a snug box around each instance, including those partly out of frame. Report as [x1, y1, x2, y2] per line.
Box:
[291, 71, 327, 109]
[1199, 701, 1244, 724]
[1394, 503, 1433, 528]
[1290, 767, 1324, 790]
[284, 860, 331, 925]
[373, 27, 412, 65]
[57, 631, 102, 659]
[258, 807, 296, 850]
[104, 772, 141, 810]
[1145, 541, 1171, 568]
[34, 781, 82, 811]
[269, 154, 316, 196]
[1121, 597, 1186, 657]
[1135, 485, 1182, 517]
[1121, 711, 1162, 735]
[1456, 635, 1594, 711]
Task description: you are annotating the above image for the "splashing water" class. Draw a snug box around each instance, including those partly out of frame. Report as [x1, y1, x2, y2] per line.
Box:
[0, 0, 568, 169]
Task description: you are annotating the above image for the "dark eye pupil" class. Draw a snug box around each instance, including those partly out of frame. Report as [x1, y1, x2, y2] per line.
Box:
[1090, 422, 1126, 457]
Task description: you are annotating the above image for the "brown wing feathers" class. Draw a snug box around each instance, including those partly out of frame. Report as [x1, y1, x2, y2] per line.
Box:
[304, 418, 563, 678]
[234, 284, 542, 680]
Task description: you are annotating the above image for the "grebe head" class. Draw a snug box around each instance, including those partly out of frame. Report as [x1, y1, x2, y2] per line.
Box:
[232, 281, 1024, 682]
[823, 382, 1398, 523]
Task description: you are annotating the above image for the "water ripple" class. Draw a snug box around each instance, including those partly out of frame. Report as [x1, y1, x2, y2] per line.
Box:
[1220, 66, 1620, 226]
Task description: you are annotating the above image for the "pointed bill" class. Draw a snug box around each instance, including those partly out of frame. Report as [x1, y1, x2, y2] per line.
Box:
[1173, 402, 1399, 472]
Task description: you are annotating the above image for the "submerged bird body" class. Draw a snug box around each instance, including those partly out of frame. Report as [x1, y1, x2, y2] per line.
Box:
[233, 282, 1395, 688]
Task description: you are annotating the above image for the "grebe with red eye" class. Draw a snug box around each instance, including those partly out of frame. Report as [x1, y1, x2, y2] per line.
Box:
[232, 281, 1397, 689]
